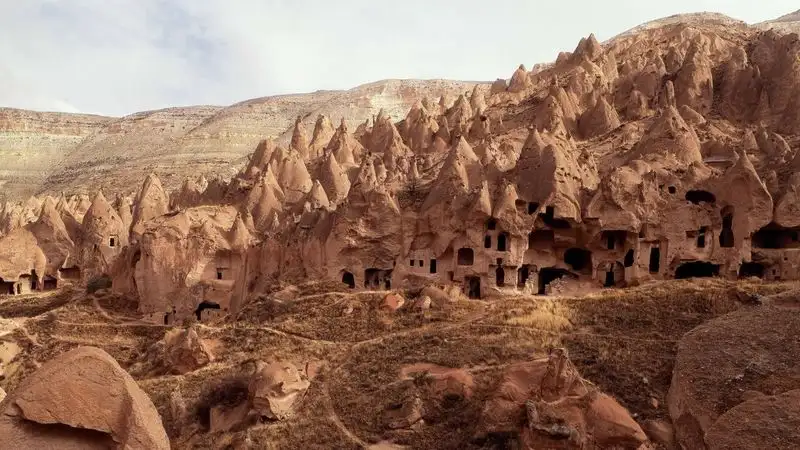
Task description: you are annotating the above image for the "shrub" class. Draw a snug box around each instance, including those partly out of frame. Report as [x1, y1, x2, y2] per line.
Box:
[86, 275, 112, 294]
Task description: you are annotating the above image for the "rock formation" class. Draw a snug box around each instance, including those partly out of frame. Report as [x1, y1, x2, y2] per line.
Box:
[0, 346, 169, 449]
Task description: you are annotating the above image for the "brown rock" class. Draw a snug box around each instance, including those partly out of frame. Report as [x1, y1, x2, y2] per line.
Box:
[249, 360, 310, 420]
[383, 293, 405, 311]
[164, 326, 214, 374]
[668, 306, 800, 449]
[0, 346, 168, 449]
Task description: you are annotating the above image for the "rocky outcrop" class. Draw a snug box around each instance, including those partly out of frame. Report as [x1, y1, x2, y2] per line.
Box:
[164, 327, 214, 374]
[130, 173, 169, 238]
[248, 360, 310, 420]
[0, 346, 169, 449]
[668, 304, 800, 449]
[477, 349, 647, 449]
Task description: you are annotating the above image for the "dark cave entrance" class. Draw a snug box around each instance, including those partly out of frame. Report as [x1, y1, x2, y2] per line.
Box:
[465, 276, 481, 299]
[341, 271, 355, 289]
[624, 249, 635, 267]
[538, 268, 572, 295]
[194, 301, 221, 320]
[457, 248, 475, 266]
[675, 261, 720, 279]
[497, 233, 509, 252]
[649, 247, 661, 273]
[495, 266, 505, 287]
[540, 206, 571, 229]
[719, 207, 734, 248]
[0, 278, 14, 295]
[604, 270, 615, 288]
[738, 262, 765, 279]
[752, 223, 800, 249]
[685, 190, 716, 205]
[364, 268, 392, 290]
[564, 248, 592, 273]
[59, 266, 81, 280]
[43, 275, 58, 291]
[517, 265, 531, 288]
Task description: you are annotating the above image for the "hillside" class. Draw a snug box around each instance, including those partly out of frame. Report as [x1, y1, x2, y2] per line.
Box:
[1, 79, 479, 199]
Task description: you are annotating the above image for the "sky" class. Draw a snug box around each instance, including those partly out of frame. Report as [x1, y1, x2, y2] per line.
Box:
[0, 0, 797, 117]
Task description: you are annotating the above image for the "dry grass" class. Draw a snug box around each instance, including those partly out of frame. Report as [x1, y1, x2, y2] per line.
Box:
[3, 277, 798, 449]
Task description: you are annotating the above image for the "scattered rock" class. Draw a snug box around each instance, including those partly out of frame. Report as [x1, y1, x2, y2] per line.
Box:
[383, 293, 406, 311]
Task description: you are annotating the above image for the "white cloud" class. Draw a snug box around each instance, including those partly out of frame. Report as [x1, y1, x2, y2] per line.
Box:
[0, 0, 796, 116]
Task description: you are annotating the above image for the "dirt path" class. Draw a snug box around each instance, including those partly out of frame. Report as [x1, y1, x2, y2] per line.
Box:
[321, 376, 369, 448]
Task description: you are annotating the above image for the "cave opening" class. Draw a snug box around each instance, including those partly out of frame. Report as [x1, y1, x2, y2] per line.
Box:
[497, 233, 508, 252]
[457, 248, 474, 266]
[564, 248, 592, 272]
[518, 265, 531, 288]
[719, 207, 734, 248]
[738, 262, 765, 279]
[540, 206, 571, 229]
[675, 261, 720, 279]
[685, 190, 716, 205]
[342, 271, 355, 289]
[624, 249, 635, 267]
[752, 223, 800, 249]
[495, 266, 505, 287]
[649, 247, 661, 273]
[365, 268, 392, 290]
[465, 277, 481, 299]
[604, 270, 615, 287]
[194, 301, 221, 320]
[538, 268, 572, 295]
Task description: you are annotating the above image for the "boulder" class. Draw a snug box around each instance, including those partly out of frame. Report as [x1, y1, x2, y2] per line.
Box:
[478, 349, 647, 449]
[165, 326, 214, 374]
[668, 305, 800, 449]
[248, 361, 310, 420]
[0, 346, 169, 449]
[383, 293, 406, 311]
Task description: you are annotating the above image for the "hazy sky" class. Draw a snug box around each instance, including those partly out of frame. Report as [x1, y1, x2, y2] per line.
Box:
[0, 1, 796, 116]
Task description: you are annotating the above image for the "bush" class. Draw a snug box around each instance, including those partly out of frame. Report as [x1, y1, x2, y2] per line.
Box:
[86, 275, 113, 294]
[193, 374, 250, 429]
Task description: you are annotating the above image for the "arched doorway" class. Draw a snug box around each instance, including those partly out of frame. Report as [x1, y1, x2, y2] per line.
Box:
[341, 271, 355, 289]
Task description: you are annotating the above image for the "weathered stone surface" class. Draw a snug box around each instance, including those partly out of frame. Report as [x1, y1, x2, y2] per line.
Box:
[0, 346, 169, 450]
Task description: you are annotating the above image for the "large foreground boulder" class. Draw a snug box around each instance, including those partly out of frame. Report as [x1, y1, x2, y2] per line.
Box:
[477, 348, 648, 449]
[0, 346, 169, 450]
[668, 303, 800, 449]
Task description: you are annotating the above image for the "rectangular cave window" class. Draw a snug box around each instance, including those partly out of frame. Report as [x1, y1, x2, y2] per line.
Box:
[697, 227, 707, 248]
[216, 268, 225, 280]
[497, 233, 508, 252]
[649, 247, 660, 273]
[410, 260, 415, 267]
[484, 235, 492, 249]
[418, 260, 424, 267]
[604, 270, 615, 287]
[109, 236, 117, 247]
[607, 235, 615, 250]
[527, 202, 540, 215]
[429, 259, 437, 274]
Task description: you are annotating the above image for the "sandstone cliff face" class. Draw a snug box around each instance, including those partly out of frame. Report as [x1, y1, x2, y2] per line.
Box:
[0, 108, 111, 200]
